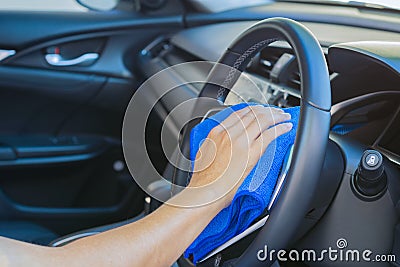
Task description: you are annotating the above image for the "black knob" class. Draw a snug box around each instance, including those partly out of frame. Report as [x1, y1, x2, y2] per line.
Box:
[353, 150, 387, 199]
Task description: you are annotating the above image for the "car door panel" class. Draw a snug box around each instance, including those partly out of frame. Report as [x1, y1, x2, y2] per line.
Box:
[0, 11, 182, 49]
[0, 66, 106, 134]
[0, 146, 143, 234]
[0, 10, 183, 235]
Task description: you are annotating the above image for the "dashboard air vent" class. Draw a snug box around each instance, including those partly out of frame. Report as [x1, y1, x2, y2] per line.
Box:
[285, 53, 330, 91]
[287, 70, 301, 90]
[248, 48, 286, 79]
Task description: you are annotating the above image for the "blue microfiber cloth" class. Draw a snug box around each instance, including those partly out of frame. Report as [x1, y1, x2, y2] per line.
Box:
[184, 103, 300, 263]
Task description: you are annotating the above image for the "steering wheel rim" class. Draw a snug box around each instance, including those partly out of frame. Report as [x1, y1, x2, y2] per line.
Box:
[173, 18, 331, 266]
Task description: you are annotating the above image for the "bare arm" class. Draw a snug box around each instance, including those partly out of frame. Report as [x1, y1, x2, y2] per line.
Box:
[0, 106, 292, 267]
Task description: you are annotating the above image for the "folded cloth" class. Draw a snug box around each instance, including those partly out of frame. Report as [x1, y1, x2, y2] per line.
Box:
[184, 103, 300, 263]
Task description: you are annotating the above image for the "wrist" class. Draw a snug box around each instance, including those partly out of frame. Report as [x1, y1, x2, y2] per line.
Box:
[166, 184, 226, 215]
[188, 172, 239, 209]
[187, 173, 232, 211]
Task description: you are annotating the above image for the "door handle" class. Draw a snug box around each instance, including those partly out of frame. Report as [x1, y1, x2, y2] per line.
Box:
[45, 53, 99, 67]
[0, 49, 16, 62]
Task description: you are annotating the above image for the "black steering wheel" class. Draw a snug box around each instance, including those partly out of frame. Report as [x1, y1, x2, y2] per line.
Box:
[173, 17, 331, 266]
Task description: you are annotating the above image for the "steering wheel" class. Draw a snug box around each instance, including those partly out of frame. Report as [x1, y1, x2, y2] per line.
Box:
[172, 18, 331, 266]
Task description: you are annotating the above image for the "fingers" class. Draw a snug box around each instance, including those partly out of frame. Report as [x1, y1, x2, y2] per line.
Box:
[214, 106, 285, 138]
[232, 106, 283, 131]
[254, 122, 293, 154]
[245, 111, 291, 140]
[208, 105, 292, 151]
[218, 107, 251, 129]
[209, 107, 250, 136]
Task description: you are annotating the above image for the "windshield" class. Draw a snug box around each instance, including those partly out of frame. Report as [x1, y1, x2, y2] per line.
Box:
[300, 0, 400, 10]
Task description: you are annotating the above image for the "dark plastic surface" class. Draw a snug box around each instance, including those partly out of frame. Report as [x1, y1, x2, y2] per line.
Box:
[0, 221, 57, 245]
[295, 134, 399, 267]
[293, 140, 344, 239]
[298, 173, 397, 267]
[0, 135, 105, 159]
[0, 11, 182, 50]
[0, 145, 16, 160]
[329, 42, 400, 77]
[391, 223, 400, 266]
[172, 20, 400, 64]
[0, 141, 144, 235]
[0, 65, 106, 136]
[185, 2, 400, 34]
[330, 91, 400, 126]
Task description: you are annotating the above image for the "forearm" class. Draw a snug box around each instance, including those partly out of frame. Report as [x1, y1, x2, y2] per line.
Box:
[64, 188, 224, 267]
[0, 189, 223, 267]
[0, 236, 67, 267]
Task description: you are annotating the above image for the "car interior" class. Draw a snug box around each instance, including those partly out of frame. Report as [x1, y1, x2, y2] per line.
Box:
[0, 0, 399, 266]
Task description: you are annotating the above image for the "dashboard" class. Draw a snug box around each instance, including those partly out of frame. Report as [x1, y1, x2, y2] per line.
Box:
[138, 20, 400, 165]
[133, 10, 400, 266]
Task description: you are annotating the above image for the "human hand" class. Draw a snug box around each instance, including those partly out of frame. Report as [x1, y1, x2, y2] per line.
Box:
[188, 106, 293, 209]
